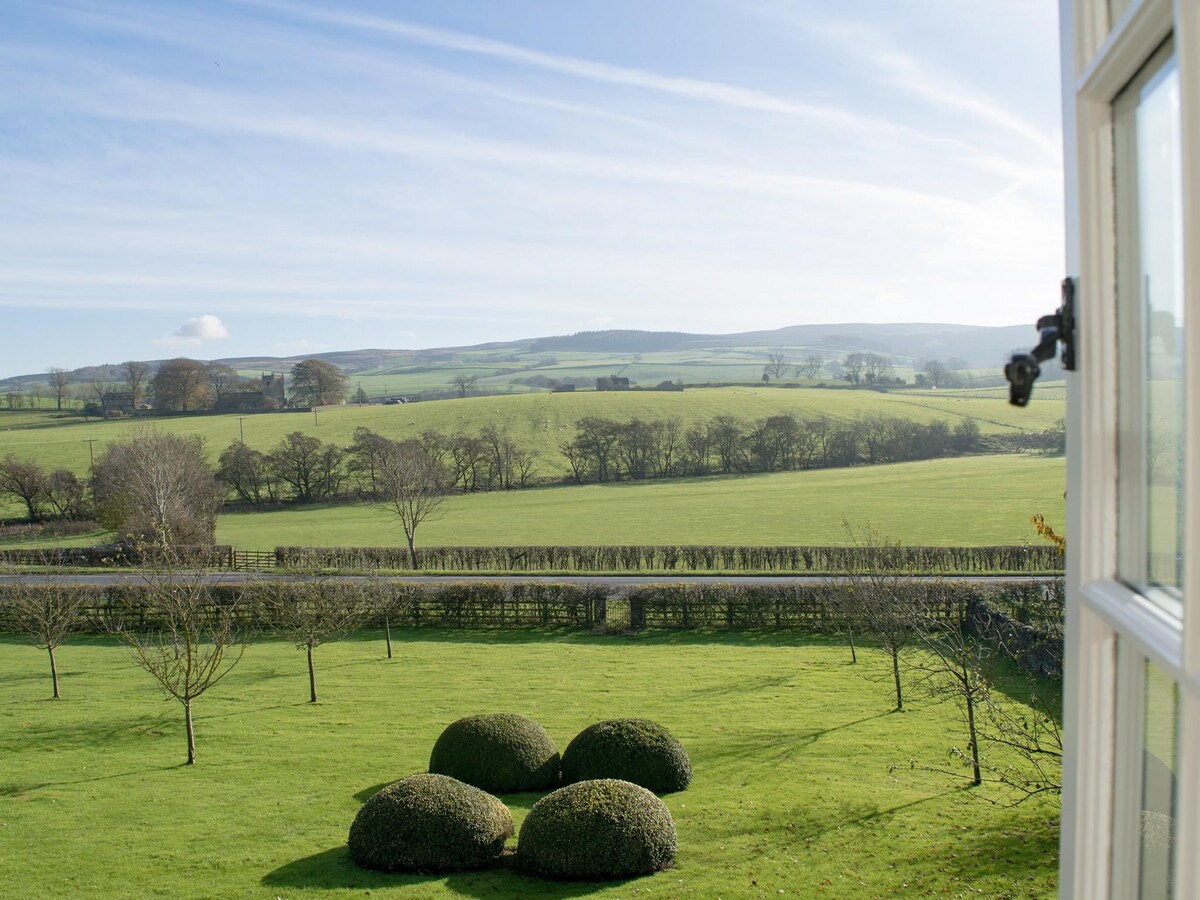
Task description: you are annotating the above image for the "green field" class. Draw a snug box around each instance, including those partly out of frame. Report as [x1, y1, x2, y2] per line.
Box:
[217, 455, 1064, 551]
[0, 629, 1059, 898]
[3, 455, 1065, 552]
[0, 385, 1065, 486]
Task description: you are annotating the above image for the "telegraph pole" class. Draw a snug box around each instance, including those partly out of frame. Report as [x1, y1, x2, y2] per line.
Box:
[83, 438, 98, 477]
[236, 416, 246, 443]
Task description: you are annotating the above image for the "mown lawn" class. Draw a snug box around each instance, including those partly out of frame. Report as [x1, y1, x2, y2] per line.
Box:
[0, 629, 1058, 898]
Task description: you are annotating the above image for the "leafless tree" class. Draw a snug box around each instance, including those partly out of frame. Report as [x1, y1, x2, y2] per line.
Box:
[376, 439, 450, 568]
[0, 455, 47, 521]
[5, 391, 21, 410]
[841, 352, 867, 385]
[263, 581, 366, 702]
[119, 360, 151, 406]
[763, 352, 789, 381]
[7, 580, 88, 698]
[266, 431, 344, 502]
[862, 352, 894, 384]
[451, 373, 479, 398]
[794, 354, 825, 379]
[205, 363, 243, 404]
[921, 359, 949, 388]
[151, 358, 212, 411]
[87, 379, 120, 409]
[840, 521, 916, 711]
[30, 383, 44, 408]
[111, 546, 249, 765]
[47, 367, 73, 410]
[92, 428, 225, 545]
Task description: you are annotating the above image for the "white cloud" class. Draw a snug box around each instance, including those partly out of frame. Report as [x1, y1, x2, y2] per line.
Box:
[154, 314, 231, 347]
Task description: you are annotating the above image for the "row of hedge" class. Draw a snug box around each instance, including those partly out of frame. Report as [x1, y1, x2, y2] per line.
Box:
[0, 580, 1063, 670]
[274, 543, 1064, 574]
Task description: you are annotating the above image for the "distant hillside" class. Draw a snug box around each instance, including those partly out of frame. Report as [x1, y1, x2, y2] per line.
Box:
[0, 322, 1036, 393]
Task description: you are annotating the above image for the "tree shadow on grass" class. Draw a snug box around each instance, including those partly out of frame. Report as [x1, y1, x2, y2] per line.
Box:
[702, 711, 892, 763]
[262, 845, 632, 898]
[377, 626, 854, 650]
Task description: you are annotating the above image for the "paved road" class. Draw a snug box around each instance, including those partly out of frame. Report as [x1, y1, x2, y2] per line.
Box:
[0, 571, 1054, 588]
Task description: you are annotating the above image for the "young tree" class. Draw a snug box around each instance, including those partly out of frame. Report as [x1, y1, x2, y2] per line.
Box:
[921, 359, 949, 388]
[376, 439, 450, 568]
[289, 359, 347, 406]
[46, 367, 73, 410]
[111, 546, 249, 764]
[264, 581, 366, 702]
[905, 584, 987, 785]
[93, 429, 225, 545]
[840, 521, 916, 711]
[353, 385, 369, 405]
[7, 581, 88, 699]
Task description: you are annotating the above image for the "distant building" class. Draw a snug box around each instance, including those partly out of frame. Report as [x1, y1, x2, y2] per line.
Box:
[595, 376, 630, 391]
[552, 383, 576, 393]
[212, 374, 288, 412]
[100, 391, 136, 416]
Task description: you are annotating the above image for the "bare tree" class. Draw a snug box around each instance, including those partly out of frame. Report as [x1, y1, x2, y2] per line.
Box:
[763, 352, 789, 381]
[840, 521, 916, 711]
[92, 429, 225, 545]
[794, 354, 825, 379]
[263, 581, 366, 702]
[841, 352, 867, 385]
[111, 546, 249, 764]
[151, 358, 212, 411]
[862, 352, 894, 384]
[7, 580, 88, 699]
[47, 367, 73, 410]
[376, 439, 450, 568]
[0, 455, 47, 521]
[119, 360, 151, 406]
[205, 363, 243, 404]
[266, 431, 344, 503]
[451, 373, 478, 398]
[921, 359, 949, 388]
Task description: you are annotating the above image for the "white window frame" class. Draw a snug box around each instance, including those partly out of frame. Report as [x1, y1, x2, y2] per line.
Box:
[1059, 0, 1200, 898]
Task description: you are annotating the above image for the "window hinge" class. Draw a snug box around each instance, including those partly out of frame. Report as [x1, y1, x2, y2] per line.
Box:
[1004, 277, 1077, 407]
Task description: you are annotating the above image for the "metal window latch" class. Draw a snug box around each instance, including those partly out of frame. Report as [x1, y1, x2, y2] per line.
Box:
[1004, 277, 1077, 407]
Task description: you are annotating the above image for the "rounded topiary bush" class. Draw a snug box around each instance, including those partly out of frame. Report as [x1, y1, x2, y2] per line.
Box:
[347, 773, 513, 873]
[428, 713, 560, 793]
[561, 719, 692, 794]
[517, 779, 676, 880]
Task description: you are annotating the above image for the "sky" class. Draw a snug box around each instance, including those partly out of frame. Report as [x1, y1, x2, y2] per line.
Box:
[0, 0, 1065, 378]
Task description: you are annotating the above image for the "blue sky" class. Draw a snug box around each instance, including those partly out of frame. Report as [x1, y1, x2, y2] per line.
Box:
[0, 0, 1064, 378]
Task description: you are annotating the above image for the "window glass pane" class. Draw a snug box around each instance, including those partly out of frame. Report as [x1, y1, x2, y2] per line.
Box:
[1138, 660, 1178, 899]
[1114, 47, 1184, 607]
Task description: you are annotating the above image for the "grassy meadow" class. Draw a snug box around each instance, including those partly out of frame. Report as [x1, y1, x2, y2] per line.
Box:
[0, 385, 1065, 485]
[3, 455, 1065, 552]
[0, 629, 1059, 898]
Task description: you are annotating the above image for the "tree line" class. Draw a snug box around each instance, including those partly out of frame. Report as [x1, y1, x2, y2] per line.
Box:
[558, 412, 983, 484]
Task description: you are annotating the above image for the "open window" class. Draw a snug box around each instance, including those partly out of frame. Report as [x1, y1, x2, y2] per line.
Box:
[1059, 1, 1198, 896]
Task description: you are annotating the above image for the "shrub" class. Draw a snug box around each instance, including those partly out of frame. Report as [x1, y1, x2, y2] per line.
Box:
[428, 713, 560, 793]
[561, 719, 692, 794]
[347, 773, 513, 872]
[517, 779, 676, 880]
